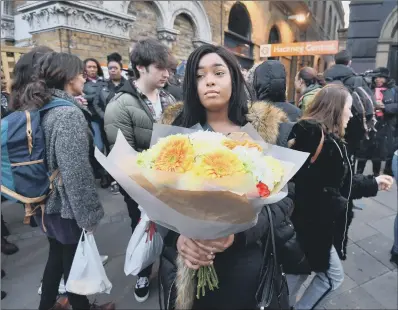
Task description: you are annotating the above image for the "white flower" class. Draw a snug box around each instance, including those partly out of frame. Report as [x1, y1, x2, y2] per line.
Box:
[189, 131, 228, 155]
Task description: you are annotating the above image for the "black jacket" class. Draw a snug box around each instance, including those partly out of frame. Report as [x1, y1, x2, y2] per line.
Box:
[92, 77, 126, 120]
[83, 78, 105, 120]
[253, 60, 302, 122]
[289, 120, 378, 272]
[164, 83, 183, 102]
[357, 79, 398, 161]
[159, 101, 308, 310]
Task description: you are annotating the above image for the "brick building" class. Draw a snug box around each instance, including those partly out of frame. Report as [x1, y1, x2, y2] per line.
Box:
[1, 0, 345, 99]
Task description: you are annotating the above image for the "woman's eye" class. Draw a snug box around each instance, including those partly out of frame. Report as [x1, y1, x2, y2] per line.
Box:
[196, 74, 204, 79]
[215, 71, 225, 76]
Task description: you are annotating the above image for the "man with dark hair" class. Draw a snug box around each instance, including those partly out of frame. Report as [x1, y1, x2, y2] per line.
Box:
[324, 49, 377, 160]
[334, 49, 352, 66]
[104, 38, 176, 303]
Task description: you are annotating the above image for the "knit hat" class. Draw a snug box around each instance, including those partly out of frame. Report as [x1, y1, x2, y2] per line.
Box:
[374, 67, 390, 78]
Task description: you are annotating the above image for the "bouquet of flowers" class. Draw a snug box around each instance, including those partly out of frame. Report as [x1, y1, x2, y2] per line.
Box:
[95, 123, 308, 309]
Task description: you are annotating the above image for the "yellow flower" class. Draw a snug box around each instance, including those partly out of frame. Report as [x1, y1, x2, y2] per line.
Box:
[153, 135, 195, 173]
[194, 149, 245, 179]
[223, 139, 263, 152]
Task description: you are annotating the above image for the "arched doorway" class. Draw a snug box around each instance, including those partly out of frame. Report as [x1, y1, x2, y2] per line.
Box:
[224, 2, 254, 69]
[173, 14, 195, 61]
[268, 26, 280, 60]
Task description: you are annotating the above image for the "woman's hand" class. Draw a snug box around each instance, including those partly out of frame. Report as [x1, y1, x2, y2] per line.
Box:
[177, 235, 214, 270]
[375, 101, 385, 109]
[375, 175, 394, 191]
[195, 235, 235, 254]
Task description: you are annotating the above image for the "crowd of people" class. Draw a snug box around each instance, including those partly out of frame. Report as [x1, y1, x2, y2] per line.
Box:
[1, 39, 397, 310]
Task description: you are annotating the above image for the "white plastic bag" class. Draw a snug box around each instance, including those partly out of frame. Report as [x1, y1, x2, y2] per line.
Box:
[66, 231, 112, 295]
[124, 208, 165, 276]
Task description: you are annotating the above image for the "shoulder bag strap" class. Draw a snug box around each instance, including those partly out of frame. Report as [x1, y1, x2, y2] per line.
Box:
[310, 129, 325, 164]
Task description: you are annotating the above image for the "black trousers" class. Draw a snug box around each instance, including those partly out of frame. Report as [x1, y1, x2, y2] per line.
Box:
[120, 188, 152, 278]
[357, 160, 381, 176]
[39, 238, 90, 310]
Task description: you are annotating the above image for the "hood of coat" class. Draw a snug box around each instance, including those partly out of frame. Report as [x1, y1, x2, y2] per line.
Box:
[115, 78, 139, 99]
[253, 60, 287, 102]
[303, 83, 322, 96]
[161, 101, 289, 145]
[324, 64, 356, 82]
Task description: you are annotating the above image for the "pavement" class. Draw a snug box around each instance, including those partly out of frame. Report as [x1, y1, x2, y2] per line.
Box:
[1, 163, 397, 310]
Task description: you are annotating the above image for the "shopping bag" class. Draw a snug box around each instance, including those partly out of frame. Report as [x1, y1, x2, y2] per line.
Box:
[66, 231, 112, 295]
[124, 208, 165, 276]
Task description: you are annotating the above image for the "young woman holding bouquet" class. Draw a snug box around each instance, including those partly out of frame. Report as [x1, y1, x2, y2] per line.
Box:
[158, 44, 308, 310]
[287, 84, 394, 309]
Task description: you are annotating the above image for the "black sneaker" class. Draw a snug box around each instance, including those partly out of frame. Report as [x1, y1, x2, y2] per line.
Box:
[134, 277, 149, 303]
[110, 182, 120, 195]
[1, 291, 6, 300]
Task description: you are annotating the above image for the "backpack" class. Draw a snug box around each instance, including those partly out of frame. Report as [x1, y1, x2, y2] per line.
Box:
[338, 76, 376, 156]
[1, 98, 74, 223]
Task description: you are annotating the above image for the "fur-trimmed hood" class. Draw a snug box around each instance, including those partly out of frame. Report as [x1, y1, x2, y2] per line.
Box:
[161, 101, 290, 145]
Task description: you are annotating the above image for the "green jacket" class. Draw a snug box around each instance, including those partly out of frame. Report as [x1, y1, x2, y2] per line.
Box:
[104, 80, 175, 152]
[299, 84, 322, 112]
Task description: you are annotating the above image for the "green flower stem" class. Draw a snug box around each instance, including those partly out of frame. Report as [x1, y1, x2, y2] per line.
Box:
[195, 265, 219, 299]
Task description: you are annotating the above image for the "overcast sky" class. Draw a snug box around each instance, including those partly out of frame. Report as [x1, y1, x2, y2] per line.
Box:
[342, 1, 350, 27]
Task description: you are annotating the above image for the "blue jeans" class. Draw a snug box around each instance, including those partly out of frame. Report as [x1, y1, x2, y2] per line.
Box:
[287, 246, 344, 309]
[91, 121, 104, 152]
[392, 153, 398, 253]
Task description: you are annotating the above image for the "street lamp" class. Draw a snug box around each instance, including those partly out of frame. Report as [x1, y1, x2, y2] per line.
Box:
[288, 12, 310, 24]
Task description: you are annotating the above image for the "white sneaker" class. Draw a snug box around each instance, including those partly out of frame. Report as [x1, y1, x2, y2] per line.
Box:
[100, 255, 109, 266]
[38, 278, 66, 295]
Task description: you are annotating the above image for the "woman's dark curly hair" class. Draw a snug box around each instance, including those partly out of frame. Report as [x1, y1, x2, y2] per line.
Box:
[11, 52, 84, 110]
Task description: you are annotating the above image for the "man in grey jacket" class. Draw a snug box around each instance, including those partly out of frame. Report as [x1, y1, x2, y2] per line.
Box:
[104, 38, 175, 303]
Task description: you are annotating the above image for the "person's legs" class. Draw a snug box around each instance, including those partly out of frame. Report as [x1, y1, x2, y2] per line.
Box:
[39, 238, 65, 310]
[294, 247, 344, 309]
[356, 160, 367, 174]
[372, 160, 381, 176]
[62, 242, 91, 310]
[286, 274, 309, 307]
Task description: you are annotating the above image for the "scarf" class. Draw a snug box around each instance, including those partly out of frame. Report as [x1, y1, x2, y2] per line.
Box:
[49, 88, 94, 135]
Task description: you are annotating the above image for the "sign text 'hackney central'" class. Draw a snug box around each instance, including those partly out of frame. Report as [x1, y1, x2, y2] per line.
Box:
[260, 41, 339, 58]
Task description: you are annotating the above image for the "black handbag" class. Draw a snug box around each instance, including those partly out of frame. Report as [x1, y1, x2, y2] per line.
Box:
[256, 206, 290, 310]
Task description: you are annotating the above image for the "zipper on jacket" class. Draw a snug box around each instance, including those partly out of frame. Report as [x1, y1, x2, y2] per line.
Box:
[330, 138, 353, 256]
[166, 277, 176, 310]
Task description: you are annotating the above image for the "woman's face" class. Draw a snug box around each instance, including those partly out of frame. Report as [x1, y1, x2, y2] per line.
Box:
[85, 61, 98, 79]
[294, 73, 304, 92]
[196, 53, 232, 112]
[375, 77, 386, 87]
[67, 73, 86, 96]
[108, 61, 122, 81]
[342, 94, 353, 129]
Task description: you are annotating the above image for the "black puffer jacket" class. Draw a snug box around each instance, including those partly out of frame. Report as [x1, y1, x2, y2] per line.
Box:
[253, 60, 302, 122]
[92, 77, 126, 120]
[83, 78, 105, 120]
[159, 101, 309, 310]
[289, 120, 379, 272]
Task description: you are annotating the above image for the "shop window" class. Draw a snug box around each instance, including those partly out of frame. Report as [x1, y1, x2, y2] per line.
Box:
[224, 2, 254, 69]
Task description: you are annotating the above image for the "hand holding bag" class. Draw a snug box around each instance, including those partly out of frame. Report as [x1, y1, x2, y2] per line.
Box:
[256, 206, 290, 310]
[66, 230, 112, 295]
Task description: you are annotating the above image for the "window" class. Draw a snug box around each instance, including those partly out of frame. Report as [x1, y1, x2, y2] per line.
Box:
[267, 26, 281, 60]
[224, 2, 253, 69]
[334, 16, 338, 39]
[3, 1, 13, 15]
[327, 6, 333, 38]
[313, 1, 318, 17]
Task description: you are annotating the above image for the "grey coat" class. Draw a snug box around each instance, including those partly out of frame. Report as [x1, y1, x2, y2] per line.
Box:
[41, 95, 104, 231]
